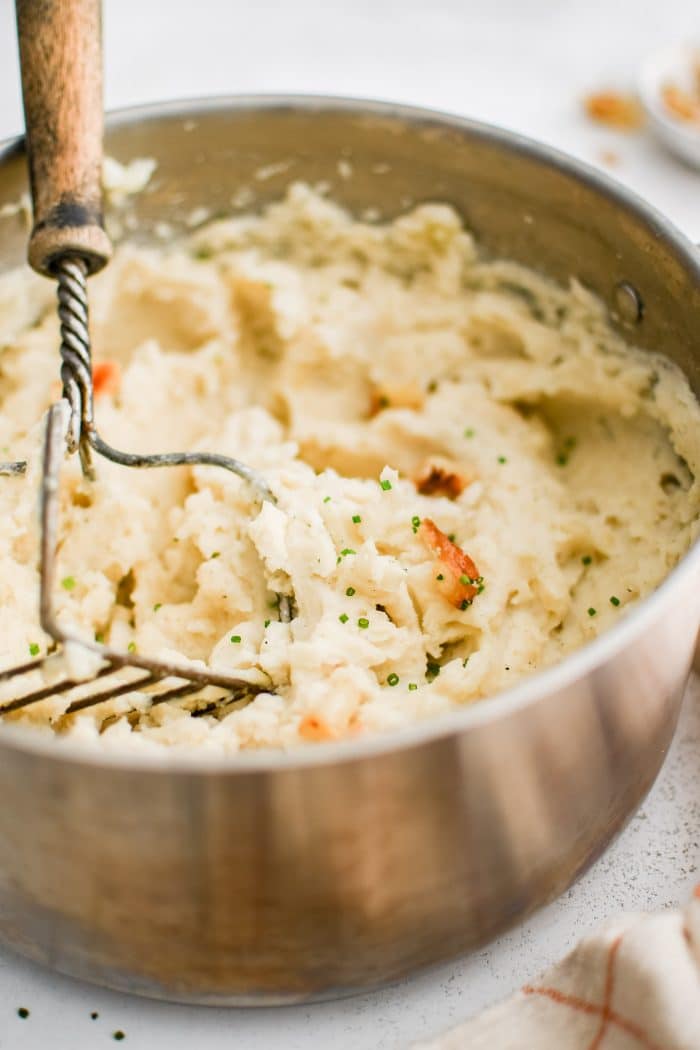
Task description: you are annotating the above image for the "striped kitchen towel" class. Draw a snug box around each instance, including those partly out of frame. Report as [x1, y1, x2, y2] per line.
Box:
[417, 887, 700, 1049]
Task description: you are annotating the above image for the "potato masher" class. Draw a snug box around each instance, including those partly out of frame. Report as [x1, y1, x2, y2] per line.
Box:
[0, 0, 288, 725]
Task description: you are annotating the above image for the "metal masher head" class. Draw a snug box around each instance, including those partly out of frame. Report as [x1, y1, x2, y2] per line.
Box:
[0, 1, 289, 728]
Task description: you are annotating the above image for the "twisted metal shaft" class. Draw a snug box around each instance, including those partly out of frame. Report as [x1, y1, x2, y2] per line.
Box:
[56, 256, 94, 456]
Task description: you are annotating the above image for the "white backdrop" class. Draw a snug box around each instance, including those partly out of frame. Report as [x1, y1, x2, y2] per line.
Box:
[0, 1, 698, 1047]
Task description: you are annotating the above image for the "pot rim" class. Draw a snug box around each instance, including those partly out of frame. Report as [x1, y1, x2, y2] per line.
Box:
[1, 92, 698, 774]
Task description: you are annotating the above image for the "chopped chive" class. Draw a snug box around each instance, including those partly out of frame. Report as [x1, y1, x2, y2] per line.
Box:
[411, 515, 421, 533]
[230, 635, 241, 644]
[556, 453, 568, 466]
[497, 455, 507, 464]
[352, 514, 362, 523]
[448, 533, 456, 542]
[462, 656, 470, 667]
[264, 619, 271, 627]
[610, 595, 620, 607]
[153, 603, 162, 612]
[464, 427, 475, 438]
[127, 641, 137, 653]
[459, 574, 474, 585]
[587, 607, 597, 617]
[408, 682, 418, 691]
[380, 479, 392, 491]
[339, 613, 349, 624]
[582, 555, 593, 566]
[426, 661, 441, 681]
[427, 380, 438, 393]
[436, 573, 444, 581]
[323, 496, 331, 503]
[346, 586, 356, 596]
[95, 631, 104, 644]
[28, 642, 40, 657]
[339, 548, 356, 558]
[460, 598, 472, 610]
[357, 617, 370, 629]
[210, 551, 220, 559]
[387, 673, 399, 686]
[61, 575, 76, 591]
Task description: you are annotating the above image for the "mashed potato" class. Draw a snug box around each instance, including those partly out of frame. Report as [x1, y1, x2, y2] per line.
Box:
[0, 184, 698, 752]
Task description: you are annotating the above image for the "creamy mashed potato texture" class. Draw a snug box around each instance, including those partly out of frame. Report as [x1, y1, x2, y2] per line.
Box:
[0, 184, 698, 752]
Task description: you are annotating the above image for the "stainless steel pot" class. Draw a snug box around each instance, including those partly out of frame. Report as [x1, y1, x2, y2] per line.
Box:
[0, 96, 698, 1006]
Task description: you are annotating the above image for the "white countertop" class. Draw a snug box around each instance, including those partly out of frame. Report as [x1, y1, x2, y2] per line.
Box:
[0, 0, 699, 1046]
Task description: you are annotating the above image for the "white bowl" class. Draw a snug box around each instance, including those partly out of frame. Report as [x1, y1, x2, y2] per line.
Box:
[639, 44, 700, 169]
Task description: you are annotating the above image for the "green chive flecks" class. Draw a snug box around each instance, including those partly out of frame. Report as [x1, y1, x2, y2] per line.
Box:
[497, 456, 507, 464]
[210, 551, 220, 559]
[264, 619, 271, 627]
[464, 427, 475, 438]
[61, 575, 76, 591]
[436, 573, 444, 581]
[582, 555, 592, 566]
[127, 642, 137, 653]
[339, 548, 356, 558]
[411, 515, 421, 534]
[230, 635, 241, 644]
[408, 682, 418, 691]
[323, 496, 331, 503]
[339, 613, 349, 624]
[587, 607, 597, 617]
[346, 586, 355, 596]
[153, 603, 162, 612]
[28, 642, 40, 657]
[610, 596, 620, 607]
[358, 617, 369, 629]
[387, 673, 399, 686]
[380, 479, 392, 491]
[352, 514, 362, 524]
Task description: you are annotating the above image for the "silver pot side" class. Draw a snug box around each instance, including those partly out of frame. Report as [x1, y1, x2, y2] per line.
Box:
[0, 97, 698, 1004]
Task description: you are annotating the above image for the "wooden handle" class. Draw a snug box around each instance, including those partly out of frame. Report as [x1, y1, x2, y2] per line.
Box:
[16, 0, 112, 277]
